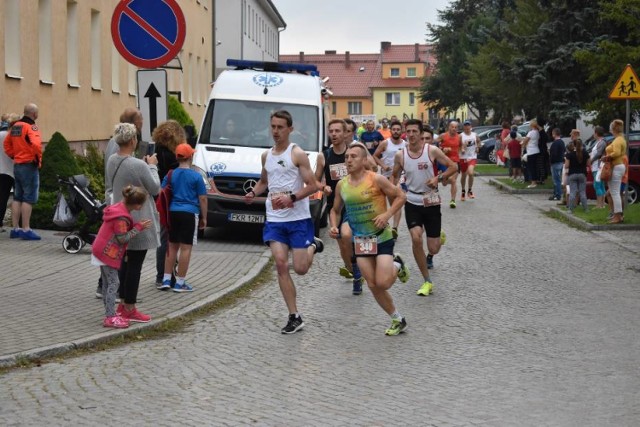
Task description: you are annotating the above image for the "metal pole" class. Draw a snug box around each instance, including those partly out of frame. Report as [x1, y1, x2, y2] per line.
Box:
[624, 99, 631, 211]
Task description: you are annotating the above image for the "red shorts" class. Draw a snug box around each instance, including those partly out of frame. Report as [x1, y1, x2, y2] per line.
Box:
[459, 159, 477, 173]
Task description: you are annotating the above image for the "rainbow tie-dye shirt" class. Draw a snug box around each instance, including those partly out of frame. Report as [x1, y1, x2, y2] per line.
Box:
[339, 171, 393, 243]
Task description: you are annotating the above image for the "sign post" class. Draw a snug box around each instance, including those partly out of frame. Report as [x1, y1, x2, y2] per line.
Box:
[137, 69, 168, 146]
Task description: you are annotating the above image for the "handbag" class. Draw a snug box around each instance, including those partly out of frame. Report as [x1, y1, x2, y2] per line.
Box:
[156, 169, 174, 231]
[600, 161, 612, 182]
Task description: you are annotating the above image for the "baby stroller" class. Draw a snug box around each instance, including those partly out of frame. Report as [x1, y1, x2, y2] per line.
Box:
[55, 175, 106, 254]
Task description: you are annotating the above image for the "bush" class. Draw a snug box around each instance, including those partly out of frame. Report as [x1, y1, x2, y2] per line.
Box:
[168, 95, 196, 130]
[75, 142, 105, 198]
[40, 131, 81, 192]
[30, 190, 57, 230]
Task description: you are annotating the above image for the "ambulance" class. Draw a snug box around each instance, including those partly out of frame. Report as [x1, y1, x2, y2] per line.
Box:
[193, 59, 329, 234]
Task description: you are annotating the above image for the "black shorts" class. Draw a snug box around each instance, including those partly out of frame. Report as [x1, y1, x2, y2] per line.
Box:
[352, 238, 395, 258]
[404, 202, 441, 238]
[168, 211, 198, 245]
[510, 158, 522, 168]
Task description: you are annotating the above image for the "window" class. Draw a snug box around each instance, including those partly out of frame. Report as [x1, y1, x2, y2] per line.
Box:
[4, 0, 21, 78]
[390, 68, 400, 78]
[385, 92, 400, 106]
[111, 45, 120, 93]
[331, 102, 337, 115]
[407, 67, 417, 77]
[128, 63, 136, 96]
[39, 0, 53, 83]
[188, 53, 194, 104]
[91, 9, 101, 90]
[409, 92, 415, 106]
[348, 102, 362, 115]
[67, 1, 79, 86]
[196, 56, 201, 105]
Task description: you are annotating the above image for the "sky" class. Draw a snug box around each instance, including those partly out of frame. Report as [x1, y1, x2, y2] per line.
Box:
[271, 0, 452, 55]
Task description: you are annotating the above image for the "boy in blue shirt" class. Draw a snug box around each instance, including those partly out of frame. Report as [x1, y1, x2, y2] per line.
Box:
[159, 143, 207, 292]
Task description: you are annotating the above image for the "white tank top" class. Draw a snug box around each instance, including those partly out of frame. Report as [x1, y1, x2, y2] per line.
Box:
[460, 132, 478, 160]
[264, 143, 310, 222]
[381, 138, 407, 177]
[403, 144, 439, 206]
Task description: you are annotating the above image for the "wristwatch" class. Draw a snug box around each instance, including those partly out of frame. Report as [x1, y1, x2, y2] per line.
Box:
[289, 193, 297, 202]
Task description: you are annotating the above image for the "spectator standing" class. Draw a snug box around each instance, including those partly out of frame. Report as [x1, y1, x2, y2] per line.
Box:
[104, 108, 143, 171]
[521, 119, 541, 188]
[603, 119, 627, 224]
[589, 126, 607, 209]
[537, 118, 550, 184]
[548, 128, 566, 201]
[3, 103, 42, 240]
[159, 143, 207, 292]
[106, 123, 161, 323]
[506, 129, 523, 182]
[564, 136, 590, 213]
[0, 113, 20, 232]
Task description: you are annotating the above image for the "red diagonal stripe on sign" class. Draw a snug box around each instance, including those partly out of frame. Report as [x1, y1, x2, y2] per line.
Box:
[122, 2, 175, 51]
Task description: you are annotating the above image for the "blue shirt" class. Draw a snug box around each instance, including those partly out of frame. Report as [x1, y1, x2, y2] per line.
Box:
[162, 168, 206, 214]
[360, 131, 384, 154]
[549, 139, 566, 164]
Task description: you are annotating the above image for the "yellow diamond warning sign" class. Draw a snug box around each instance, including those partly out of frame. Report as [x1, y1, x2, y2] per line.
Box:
[609, 64, 640, 100]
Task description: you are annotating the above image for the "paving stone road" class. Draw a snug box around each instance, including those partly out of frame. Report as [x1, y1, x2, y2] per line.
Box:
[1, 178, 639, 426]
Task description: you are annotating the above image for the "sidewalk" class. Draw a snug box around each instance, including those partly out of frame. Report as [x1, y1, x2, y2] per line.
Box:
[0, 228, 271, 367]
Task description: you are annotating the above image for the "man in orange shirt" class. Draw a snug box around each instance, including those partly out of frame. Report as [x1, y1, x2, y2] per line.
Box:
[3, 103, 42, 240]
[435, 121, 462, 208]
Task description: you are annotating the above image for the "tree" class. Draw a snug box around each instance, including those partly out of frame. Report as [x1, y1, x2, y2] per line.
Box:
[40, 132, 81, 192]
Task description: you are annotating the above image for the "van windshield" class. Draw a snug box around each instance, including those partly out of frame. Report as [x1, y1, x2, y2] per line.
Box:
[199, 100, 319, 152]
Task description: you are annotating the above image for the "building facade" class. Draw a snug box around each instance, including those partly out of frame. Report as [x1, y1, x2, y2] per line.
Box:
[1, 0, 212, 145]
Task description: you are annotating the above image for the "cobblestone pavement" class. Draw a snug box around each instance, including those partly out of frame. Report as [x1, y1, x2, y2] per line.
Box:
[1, 178, 639, 426]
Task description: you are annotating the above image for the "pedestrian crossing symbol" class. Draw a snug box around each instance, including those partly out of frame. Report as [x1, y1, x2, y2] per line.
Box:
[609, 64, 640, 99]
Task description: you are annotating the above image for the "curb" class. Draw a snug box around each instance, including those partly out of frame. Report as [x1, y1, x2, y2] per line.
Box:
[488, 178, 551, 194]
[547, 206, 640, 232]
[0, 249, 272, 369]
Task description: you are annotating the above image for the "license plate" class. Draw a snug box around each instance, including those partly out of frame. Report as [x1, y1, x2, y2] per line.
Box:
[228, 213, 265, 223]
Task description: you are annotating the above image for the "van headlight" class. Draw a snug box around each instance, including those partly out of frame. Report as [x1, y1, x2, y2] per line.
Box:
[192, 165, 212, 191]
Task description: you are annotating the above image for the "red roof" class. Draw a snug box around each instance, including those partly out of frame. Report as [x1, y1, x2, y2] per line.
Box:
[381, 44, 434, 64]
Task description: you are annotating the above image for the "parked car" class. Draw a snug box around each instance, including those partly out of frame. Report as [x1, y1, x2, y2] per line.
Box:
[476, 127, 503, 141]
[478, 137, 498, 163]
[586, 135, 640, 204]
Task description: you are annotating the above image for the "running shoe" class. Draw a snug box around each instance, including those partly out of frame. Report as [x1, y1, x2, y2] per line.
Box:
[440, 230, 447, 246]
[468, 190, 475, 199]
[312, 237, 324, 254]
[417, 281, 434, 296]
[173, 282, 194, 293]
[21, 229, 41, 240]
[385, 317, 407, 336]
[449, 200, 456, 209]
[460, 190, 466, 201]
[426, 254, 434, 269]
[394, 254, 410, 283]
[281, 314, 304, 334]
[392, 227, 399, 240]
[103, 316, 129, 329]
[157, 280, 172, 290]
[339, 266, 354, 279]
[352, 277, 364, 295]
[9, 229, 24, 239]
[120, 307, 151, 323]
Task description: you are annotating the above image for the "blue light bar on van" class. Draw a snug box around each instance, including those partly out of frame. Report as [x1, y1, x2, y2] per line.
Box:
[226, 59, 319, 76]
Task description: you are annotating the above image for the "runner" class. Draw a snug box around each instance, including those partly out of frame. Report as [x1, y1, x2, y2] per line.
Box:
[372, 120, 407, 239]
[392, 120, 457, 296]
[315, 119, 364, 295]
[459, 121, 481, 201]
[245, 110, 323, 334]
[435, 121, 462, 208]
[329, 142, 410, 336]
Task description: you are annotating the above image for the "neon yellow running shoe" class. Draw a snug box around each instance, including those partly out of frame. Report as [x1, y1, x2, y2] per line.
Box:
[417, 281, 433, 296]
[338, 266, 353, 279]
[384, 317, 407, 336]
[394, 254, 410, 283]
[440, 230, 447, 246]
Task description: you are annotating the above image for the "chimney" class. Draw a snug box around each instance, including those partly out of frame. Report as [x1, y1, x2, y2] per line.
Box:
[381, 41, 391, 51]
[345, 51, 350, 68]
[414, 43, 420, 62]
[299, 51, 304, 62]
[325, 50, 337, 55]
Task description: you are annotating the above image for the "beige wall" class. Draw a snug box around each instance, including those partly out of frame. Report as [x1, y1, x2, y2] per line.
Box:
[381, 63, 425, 79]
[0, 0, 212, 144]
[329, 98, 373, 119]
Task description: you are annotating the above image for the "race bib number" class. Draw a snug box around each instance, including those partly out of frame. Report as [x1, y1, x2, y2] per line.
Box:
[354, 236, 378, 255]
[365, 141, 374, 150]
[423, 190, 441, 207]
[329, 163, 348, 180]
[269, 191, 291, 210]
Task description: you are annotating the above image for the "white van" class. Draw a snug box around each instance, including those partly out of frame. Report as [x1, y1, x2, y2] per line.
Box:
[193, 59, 329, 234]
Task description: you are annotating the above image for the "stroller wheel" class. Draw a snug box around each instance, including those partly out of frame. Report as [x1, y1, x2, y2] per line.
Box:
[63, 233, 84, 254]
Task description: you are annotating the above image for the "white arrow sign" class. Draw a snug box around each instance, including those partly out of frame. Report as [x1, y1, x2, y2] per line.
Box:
[137, 69, 168, 145]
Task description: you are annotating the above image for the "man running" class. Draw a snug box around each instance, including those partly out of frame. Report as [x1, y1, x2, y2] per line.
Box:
[315, 119, 364, 295]
[436, 121, 462, 208]
[373, 120, 407, 239]
[329, 142, 410, 336]
[459, 120, 481, 201]
[360, 120, 385, 155]
[392, 120, 457, 296]
[245, 110, 323, 334]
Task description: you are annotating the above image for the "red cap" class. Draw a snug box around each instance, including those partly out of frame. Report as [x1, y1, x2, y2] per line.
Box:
[175, 143, 195, 159]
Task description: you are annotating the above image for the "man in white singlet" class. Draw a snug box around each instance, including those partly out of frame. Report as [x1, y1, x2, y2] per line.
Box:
[392, 120, 457, 296]
[373, 120, 407, 239]
[459, 120, 481, 200]
[245, 110, 323, 334]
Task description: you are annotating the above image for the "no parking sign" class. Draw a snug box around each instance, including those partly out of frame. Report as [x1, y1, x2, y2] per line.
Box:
[111, 0, 186, 69]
